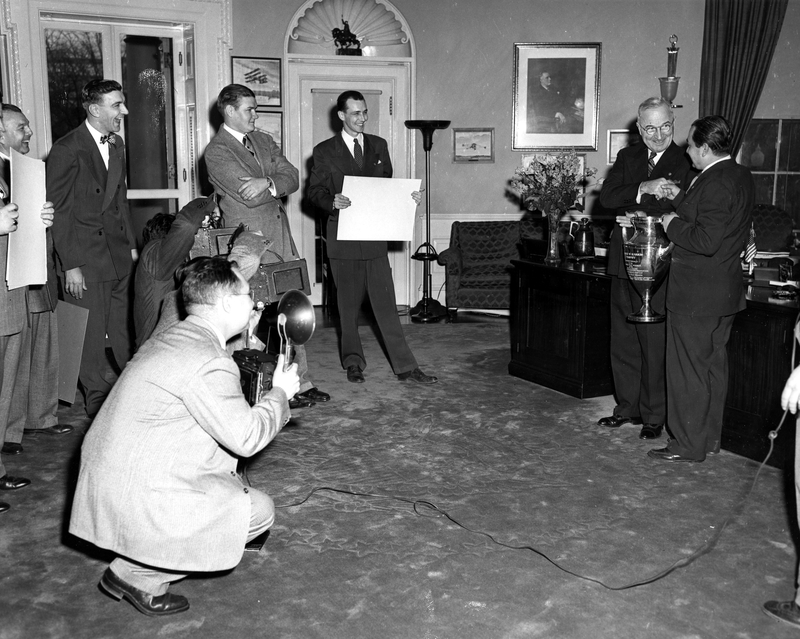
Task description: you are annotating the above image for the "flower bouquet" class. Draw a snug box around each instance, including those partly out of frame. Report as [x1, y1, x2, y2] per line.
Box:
[510, 150, 596, 265]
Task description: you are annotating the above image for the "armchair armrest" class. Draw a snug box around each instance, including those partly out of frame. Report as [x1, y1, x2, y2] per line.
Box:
[437, 246, 463, 273]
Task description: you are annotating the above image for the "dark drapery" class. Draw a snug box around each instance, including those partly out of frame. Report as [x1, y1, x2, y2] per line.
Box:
[699, 0, 789, 155]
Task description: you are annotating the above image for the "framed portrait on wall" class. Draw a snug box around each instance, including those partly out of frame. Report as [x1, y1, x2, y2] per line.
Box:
[231, 56, 281, 107]
[255, 111, 283, 149]
[512, 43, 601, 151]
[452, 128, 494, 163]
[607, 129, 641, 165]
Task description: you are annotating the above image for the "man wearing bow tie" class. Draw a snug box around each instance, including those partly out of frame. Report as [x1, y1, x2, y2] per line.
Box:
[649, 115, 754, 463]
[206, 84, 329, 409]
[47, 79, 137, 418]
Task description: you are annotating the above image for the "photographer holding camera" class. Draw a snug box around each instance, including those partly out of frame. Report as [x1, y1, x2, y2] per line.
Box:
[69, 256, 299, 617]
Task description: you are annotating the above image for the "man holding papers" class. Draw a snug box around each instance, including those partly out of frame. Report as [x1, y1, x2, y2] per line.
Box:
[308, 90, 437, 385]
[0, 163, 56, 513]
[0, 104, 70, 460]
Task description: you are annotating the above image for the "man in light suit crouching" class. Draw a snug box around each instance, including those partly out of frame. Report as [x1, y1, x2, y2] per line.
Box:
[69, 256, 299, 616]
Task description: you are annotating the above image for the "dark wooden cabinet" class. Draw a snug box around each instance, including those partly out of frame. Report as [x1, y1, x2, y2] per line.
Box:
[723, 289, 798, 469]
[509, 261, 798, 468]
[509, 260, 613, 398]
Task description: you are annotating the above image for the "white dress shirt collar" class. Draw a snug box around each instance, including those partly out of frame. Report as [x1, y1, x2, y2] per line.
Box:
[85, 120, 110, 168]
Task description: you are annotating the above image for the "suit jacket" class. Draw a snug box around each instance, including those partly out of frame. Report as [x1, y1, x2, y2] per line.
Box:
[0, 172, 24, 336]
[205, 128, 299, 261]
[600, 142, 694, 277]
[666, 159, 754, 317]
[46, 123, 134, 282]
[133, 204, 207, 349]
[69, 315, 291, 572]
[307, 133, 393, 260]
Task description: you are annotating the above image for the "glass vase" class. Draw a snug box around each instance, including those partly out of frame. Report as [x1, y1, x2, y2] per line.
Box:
[544, 212, 561, 266]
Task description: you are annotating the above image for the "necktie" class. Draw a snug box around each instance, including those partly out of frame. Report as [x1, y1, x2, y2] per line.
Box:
[100, 133, 115, 146]
[243, 135, 255, 157]
[647, 151, 656, 177]
[353, 137, 363, 169]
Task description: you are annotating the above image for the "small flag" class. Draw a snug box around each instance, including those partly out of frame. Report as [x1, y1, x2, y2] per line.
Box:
[742, 222, 757, 275]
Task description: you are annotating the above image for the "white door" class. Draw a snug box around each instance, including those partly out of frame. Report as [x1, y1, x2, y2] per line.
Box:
[41, 18, 195, 247]
[285, 59, 413, 306]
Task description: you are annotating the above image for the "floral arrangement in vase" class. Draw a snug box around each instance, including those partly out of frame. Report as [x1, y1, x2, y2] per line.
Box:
[509, 150, 597, 265]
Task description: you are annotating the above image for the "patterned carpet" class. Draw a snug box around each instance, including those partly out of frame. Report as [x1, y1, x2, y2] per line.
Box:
[1, 319, 799, 638]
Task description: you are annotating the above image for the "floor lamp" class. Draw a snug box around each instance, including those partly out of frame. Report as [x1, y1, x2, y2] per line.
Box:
[405, 119, 450, 323]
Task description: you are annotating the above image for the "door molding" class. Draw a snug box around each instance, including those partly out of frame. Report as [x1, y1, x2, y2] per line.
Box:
[1, 0, 230, 162]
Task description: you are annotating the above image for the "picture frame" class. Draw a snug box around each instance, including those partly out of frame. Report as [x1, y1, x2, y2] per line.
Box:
[512, 43, 601, 151]
[607, 129, 641, 165]
[452, 128, 494, 163]
[231, 56, 281, 107]
[255, 110, 283, 150]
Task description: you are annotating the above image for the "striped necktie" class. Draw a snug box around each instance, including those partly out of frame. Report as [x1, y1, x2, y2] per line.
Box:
[353, 137, 363, 169]
[243, 135, 256, 157]
[647, 151, 656, 177]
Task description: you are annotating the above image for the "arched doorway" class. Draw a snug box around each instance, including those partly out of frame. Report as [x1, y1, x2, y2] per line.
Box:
[283, 0, 416, 306]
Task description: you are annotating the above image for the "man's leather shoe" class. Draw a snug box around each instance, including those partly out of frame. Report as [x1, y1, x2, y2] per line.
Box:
[707, 440, 721, 456]
[347, 365, 365, 383]
[397, 367, 438, 384]
[638, 423, 664, 440]
[289, 396, 315, 409]
[0, 475, 31, 490]
[647, 447, 704, 463]
[298, 387, 330, 403]
[0, 501, 8, 513]
[35, 424, 75, 435]
[597, 414, 642, 428]
[99, 568, 189, 617]
[1, 442, 22, 455]
[764, 600, 800, 627]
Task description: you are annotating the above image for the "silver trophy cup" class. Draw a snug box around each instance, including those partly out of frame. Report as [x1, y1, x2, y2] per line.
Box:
[622, 215, 674, 323]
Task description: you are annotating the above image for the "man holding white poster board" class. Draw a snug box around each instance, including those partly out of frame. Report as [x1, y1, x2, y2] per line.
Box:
[0, 123, 56, 512]
[308, 90, 437, 385]
[1, 104, 72, 462]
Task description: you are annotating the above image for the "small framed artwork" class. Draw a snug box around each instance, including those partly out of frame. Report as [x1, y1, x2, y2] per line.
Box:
[607, 129, 641, 165]
[231, 56, 281, 107]
[512, 42, 601, 151]
[453, 128, 494, 163]
[256, 111, 283, 150]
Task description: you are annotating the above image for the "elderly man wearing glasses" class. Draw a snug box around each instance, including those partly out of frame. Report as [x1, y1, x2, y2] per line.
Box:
[597, 96, 696, 442]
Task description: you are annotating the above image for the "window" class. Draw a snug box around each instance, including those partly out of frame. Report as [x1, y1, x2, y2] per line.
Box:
[738, 119, 800, 226]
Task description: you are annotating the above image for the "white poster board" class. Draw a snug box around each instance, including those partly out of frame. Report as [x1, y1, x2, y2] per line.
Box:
[337, 176, 421, 242]
[6, 149, 47, 289]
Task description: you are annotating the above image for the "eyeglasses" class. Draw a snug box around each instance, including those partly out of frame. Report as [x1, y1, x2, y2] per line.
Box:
[640, 121, 673, 136]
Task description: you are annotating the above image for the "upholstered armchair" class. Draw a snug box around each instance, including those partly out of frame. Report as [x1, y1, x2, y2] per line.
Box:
[752, 204, 792, 253]
[437, 220, 543, 318]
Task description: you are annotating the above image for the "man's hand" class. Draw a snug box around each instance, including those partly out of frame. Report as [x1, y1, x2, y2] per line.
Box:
[247, 308, 263, 341]
[782, 366, 800, 414]
[237, 176, 273, 201]
[661, 212, 678, 231]
[333, 193, 351, 210]
[40, 202, 55, 227]
[659, 182, 681, 201]
[640, 177, 676, 199]
[272, 354, 300, 400]
[0, 203, 19, 235]
[65, 267, 87, 300]
[411, 190, 423, 206]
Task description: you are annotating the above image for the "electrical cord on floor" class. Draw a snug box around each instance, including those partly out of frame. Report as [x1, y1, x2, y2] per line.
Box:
[271, 315, 800, 590]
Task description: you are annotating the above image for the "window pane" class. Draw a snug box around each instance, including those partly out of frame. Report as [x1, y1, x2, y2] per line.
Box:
[779, 121, 800, 172]
[129, 198, 178, 250]
[752, 174, 774, 205]
[740, 119, 778, 170]
[776, 175, 800, 227]
[121, 35, 177, 191]
[45, 29, 103, 142]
